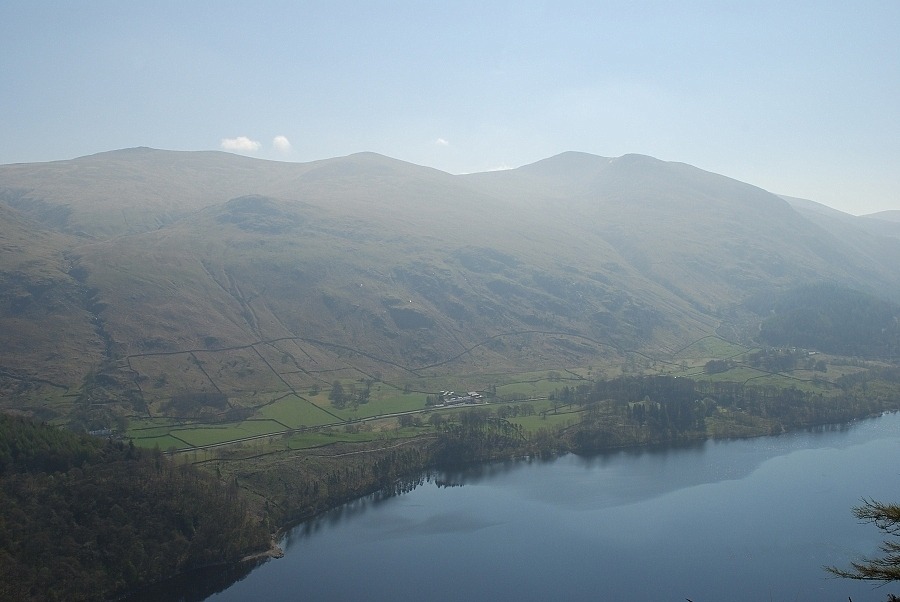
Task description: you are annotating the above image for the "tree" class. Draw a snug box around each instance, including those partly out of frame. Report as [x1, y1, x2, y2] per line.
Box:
[329, 381, 346, 408]
[357, 380, 372, 404]
[704, 359, 729, 374]
[828, 498, 900, 596]
[398, 414, 420, 428]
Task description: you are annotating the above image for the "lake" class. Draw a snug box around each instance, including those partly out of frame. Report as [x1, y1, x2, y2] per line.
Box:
[203, 413, 900, 601]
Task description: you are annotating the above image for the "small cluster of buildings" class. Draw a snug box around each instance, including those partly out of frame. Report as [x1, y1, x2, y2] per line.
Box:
[438, 390, 484, 406]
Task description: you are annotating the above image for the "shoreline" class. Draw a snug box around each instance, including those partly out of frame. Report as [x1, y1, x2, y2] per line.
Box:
[121, 409, 899, 600]
[239, 537, 284, 563]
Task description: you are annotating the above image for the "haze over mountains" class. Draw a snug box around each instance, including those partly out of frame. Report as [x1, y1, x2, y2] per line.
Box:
[2, 148, 900, 422]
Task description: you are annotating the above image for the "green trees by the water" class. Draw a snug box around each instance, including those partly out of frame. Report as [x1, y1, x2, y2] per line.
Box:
[550, 370, 900, 452]
[427, 368, 900, 464]
[432, 409, 528, 466]
[0, 415, 269, 601]
[5, 363, 900, 599]
[215, 437, 434, 529]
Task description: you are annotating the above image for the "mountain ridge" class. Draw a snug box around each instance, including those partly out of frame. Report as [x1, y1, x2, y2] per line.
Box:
[2, 148, 900, 427]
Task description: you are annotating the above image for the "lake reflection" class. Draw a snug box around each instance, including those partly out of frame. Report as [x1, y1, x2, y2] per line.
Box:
[203, 415, 899, 602]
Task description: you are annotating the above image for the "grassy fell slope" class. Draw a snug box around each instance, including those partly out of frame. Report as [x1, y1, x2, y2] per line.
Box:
[0, 204, 104, 396]
[2, 149, 899, 425]
[468, 153, 898, 308]
[785, 196, 900, 287]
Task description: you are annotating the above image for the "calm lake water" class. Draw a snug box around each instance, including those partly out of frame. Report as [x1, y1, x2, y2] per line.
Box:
[203, 413, 900, 602]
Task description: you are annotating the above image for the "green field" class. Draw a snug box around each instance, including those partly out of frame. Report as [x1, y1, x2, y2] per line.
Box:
[171, 419, 287, 447]
[132, 434, 186, 450]
[281, 427, 425, 449]
[298, 383, 431, 421]
[124, 368, 586, 451]
[121, 350, 862, 453]
[694, 365, 835, 393]
[129, 417, 295, 449]
[511, 411, 580, 433]
[495, 377, 568, 399]
[257, 395, 340, 427]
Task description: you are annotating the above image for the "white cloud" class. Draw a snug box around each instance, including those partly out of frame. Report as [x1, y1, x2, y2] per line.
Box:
[220, 136, 261, 152]
[435, 137, 450, 146]
[273, 135, 292, 153]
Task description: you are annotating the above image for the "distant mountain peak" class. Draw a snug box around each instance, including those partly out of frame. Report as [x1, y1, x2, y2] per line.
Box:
[80, 146, 159, 159]
[515, 151, 608, 177]
[612, 153, 663, 164]
[517, 151, 669, 175]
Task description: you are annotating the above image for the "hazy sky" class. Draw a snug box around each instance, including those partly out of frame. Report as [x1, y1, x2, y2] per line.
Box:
[2, 1, 898, 215]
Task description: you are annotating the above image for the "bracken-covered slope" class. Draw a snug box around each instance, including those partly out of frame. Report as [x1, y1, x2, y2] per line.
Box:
[2, 148, 899, 423]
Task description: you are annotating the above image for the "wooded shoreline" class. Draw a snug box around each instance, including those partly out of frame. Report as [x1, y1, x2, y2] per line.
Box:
[5, 364, 900, 601]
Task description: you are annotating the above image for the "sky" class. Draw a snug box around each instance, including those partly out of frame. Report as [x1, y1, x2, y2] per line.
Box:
[1, 1, 898, 215]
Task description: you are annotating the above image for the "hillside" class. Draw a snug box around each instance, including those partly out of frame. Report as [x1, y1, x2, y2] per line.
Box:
[865, 209, 900, 223]
[0, 203, 105, 393]
[759, 283, 900, 359]
[2, 148, 900, 431]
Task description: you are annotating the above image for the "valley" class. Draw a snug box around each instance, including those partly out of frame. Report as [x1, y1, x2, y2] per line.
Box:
[4, 148, 900, 432]
[3, 148, 900, 600]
